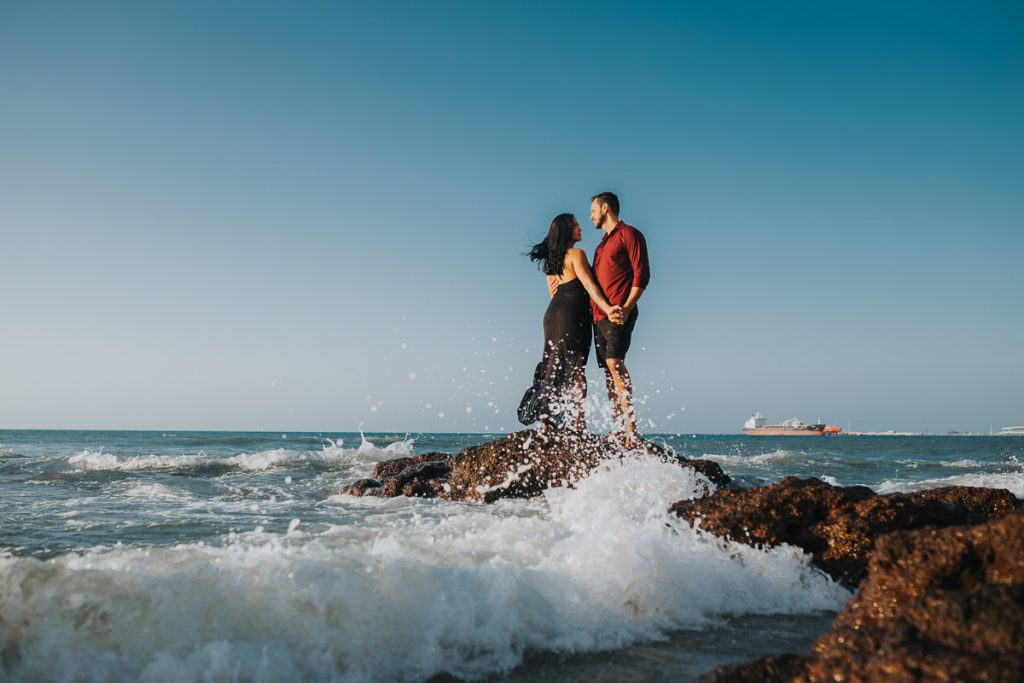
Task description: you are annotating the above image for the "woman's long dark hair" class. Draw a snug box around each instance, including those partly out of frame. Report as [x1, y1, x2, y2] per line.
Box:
[527, 213, 575, 276]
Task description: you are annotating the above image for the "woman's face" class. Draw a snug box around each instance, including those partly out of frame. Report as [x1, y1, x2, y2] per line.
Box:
[572, 219, 583, 243]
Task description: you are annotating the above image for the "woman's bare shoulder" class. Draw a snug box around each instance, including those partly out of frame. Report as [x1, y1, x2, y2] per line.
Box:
[567, 247, 590, 263]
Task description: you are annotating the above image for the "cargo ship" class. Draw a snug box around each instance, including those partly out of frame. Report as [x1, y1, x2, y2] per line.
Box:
[742, 413, 842, 436]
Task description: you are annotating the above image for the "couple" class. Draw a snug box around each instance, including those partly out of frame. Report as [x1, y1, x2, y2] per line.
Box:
[518, 191, 650, 445]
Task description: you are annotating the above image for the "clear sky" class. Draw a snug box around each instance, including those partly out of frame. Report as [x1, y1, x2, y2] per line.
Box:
[2, 1, 1022, 434]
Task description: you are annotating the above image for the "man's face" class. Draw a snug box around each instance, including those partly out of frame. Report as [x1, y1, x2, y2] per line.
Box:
[590, 200, 606, 228]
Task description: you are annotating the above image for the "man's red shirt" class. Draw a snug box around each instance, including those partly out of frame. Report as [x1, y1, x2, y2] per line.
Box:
[591, 220, 651, 322]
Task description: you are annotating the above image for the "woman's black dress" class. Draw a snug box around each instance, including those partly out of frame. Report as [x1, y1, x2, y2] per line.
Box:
[517, 278, 591, 426]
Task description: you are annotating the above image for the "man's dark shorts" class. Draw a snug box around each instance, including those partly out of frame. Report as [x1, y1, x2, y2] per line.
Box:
[593, 309, 638, 366]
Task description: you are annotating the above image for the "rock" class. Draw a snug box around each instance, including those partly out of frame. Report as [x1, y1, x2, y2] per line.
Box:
[341, 457, 453, 499]
[704, 511, 1024, 682]
[371, 453, 453, 480]
[684, 457, 733, 490]
[377, 460, 452, 498]
[671, 477, 1019, 587]
[340, 478, 383, 496]
[441, 430, 731, 503]
[700, 654, 806, 683]
[442, 429, 608, 503]
[911, 484, 1020, 519]
[343, 430, 730, 503]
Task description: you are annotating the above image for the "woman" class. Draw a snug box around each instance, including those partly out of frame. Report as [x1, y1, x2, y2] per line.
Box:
[519, 213, 616, 432]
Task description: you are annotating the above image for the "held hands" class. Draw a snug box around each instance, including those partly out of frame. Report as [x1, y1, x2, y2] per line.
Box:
[607, 305, 627, 325]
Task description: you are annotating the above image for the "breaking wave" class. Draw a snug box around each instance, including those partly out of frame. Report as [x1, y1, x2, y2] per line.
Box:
[0, 456, 848, 683]
[66, 437, 416, 475]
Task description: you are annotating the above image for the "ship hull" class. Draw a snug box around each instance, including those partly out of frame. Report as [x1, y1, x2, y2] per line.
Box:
[743, 427, 826, 436]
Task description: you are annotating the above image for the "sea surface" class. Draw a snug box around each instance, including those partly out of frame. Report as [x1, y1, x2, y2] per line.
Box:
[2, 430, 1022, 682]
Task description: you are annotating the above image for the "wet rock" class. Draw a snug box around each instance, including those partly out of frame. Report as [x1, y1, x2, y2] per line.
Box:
[371, 453, 453, 480]
[340, 478, 383, 496]
[441, 430, 604, 503]
[671, 477, 1018, 587]
[377, 460, 452, 498]
[682, 457, 732, 490]
[910, 484, 1020, 519]
[700, 654, 806, 683]
[704, 511, 1024, 682]
[347, 430, 730, 503]
[341, 457, 453, 498]
[442, 429, 731, 503]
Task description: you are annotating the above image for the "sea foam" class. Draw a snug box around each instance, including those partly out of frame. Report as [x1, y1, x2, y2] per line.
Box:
[0, 454, 848, 683]
[66, 438, 415, 475]
[700, 449, 806, 466]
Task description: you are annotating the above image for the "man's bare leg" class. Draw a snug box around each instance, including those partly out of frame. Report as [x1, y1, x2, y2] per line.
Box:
[603, 371, 622, 424]
[604, 358, 637, 445]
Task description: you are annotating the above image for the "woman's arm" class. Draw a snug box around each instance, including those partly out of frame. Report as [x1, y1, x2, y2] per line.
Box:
[567, 250, 614, 314]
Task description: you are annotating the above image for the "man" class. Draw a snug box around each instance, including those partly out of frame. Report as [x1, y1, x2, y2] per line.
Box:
[589, 191, 650, 444]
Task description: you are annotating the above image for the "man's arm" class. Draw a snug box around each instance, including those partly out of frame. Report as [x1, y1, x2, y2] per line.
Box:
[546, 275, 559, 298]
[618, 229, 650, 319]
[621, 286, 645, 313]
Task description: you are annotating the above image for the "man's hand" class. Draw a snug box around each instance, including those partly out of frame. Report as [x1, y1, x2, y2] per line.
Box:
[547, 278, 560, 296]
[608, 305, 626, 324]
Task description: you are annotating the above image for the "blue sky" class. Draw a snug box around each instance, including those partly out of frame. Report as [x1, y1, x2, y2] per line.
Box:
[2, 1, 1021, 433]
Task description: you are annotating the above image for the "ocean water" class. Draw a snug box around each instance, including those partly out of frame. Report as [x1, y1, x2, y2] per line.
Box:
[1, 430, 1021, 682]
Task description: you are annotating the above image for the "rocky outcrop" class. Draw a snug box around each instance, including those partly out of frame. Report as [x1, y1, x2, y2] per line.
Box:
[702, 511, 1024, 683]
[442, 429, 607, 503]
[340, 453, 454, 498]
[671, 476, 1019, 588]
[340, 430, 730, 503]
[371, 452, 453, 479]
